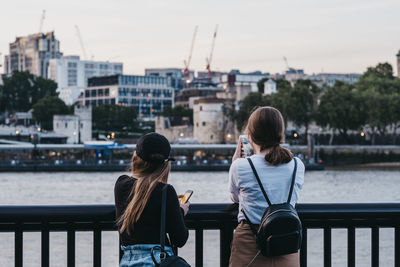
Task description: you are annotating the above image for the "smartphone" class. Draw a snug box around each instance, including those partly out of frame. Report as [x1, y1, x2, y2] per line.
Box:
[239, 135, 253, 157]
[180, 190, 194, 204]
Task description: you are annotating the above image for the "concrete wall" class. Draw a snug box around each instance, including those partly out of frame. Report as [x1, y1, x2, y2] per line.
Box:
[155, 116, 193, 143]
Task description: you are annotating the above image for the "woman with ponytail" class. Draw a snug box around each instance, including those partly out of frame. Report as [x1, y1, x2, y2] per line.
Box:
[229, 107, 305, 267]
[115, 133, 189, 266]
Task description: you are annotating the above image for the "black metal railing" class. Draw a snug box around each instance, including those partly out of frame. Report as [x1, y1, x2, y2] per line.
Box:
[0, 203, 400, 267]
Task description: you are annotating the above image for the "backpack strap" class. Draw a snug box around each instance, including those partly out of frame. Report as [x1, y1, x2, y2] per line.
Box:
[241, 208, 258, 235]
[160, 185, 168, 252]
[287, 158, 298, 204]
[247, 158, 272, 206]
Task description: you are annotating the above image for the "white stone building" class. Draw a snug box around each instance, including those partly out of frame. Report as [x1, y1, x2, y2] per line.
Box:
[193, 98, 236, 144]
[48, 56, 123, 105]
[264, 79, 277, 95]
[53, 106, 92, 144]
[220, 70, 269, 93]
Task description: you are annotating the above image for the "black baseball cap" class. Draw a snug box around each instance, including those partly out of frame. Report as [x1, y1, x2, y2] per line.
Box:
[136, 132, 175, 163]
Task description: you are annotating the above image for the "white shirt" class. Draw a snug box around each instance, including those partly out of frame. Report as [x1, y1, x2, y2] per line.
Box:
[229, 154, 305, 224]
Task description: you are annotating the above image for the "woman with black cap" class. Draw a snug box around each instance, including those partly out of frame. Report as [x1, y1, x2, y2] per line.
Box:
[115, 132, 189, 266]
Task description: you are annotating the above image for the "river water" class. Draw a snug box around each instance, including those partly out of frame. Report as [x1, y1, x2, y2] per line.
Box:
[0, 169, 399, 267]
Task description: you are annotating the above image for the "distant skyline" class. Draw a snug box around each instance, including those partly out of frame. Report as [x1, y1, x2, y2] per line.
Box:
[1, 0, 400, 75]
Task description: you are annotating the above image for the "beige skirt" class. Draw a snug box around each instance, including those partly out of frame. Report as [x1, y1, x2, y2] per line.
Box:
[229, 222, 300, 267]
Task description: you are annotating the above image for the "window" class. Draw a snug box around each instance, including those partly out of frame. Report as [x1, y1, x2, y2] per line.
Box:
[210, 134, 213, 140]
[105, 88, 110, 96]
[200, 106, 203, 111]
[85, 91, 90, 97]
[81, 123, 83, 128]
[196, 123, 199, 127]
[202, 122, 206, 126]
[65, 122, 68, 128]
[91, 90, 97, 97]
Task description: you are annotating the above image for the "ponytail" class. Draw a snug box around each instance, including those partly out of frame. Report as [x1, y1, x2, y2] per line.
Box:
[264, 145, 293, 166]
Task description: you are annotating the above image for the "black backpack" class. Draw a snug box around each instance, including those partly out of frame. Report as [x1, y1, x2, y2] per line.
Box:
[242, 157, 302, 257]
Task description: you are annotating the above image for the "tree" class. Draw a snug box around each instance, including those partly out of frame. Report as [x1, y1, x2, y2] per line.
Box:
[32, 96, 71, 130]
[161, 106, 193, 124]
[92, 105, 138, 131]
[317, 81, 366, 142]
[257, 77, 269, 93]
[234, 92, 271, 131]
[0, 71, 58, 113]
[270, 78, 293, 122]
[285, 79, 318, 136]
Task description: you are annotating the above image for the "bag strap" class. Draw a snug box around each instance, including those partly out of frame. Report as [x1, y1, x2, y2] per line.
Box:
[241, 208, 258, 235]
[160, 184, 168, 252]
[287, 158, 298, 204]
[247, 158, 272, 206]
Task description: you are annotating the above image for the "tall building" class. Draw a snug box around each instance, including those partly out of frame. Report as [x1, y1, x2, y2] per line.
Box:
[82, 75, 174, 119]
[220, 70, 269, 93]
[397, 50, 400, 78]
[145, 68, 193, 93]
[4, 32, 62, 78]
[48, 56, 123, 105]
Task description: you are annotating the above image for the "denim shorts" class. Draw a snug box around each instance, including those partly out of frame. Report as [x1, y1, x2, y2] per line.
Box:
[120, 244, 174, 267]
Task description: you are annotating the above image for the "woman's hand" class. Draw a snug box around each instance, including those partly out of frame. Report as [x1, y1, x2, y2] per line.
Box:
[232, 138, 244, 162]
[180, 201, 190, 216]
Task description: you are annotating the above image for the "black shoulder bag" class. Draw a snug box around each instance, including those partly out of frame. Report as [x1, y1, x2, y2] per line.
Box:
[151, 185, 191, 267]
[242, 158, 302, 257]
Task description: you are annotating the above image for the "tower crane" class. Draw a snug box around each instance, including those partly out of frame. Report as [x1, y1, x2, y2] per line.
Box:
[75, 25, 88, 60]
[206, 24, 218, 79]
[283, 56, 301, 78]
[183, 25, 198, 84]
[39, 10, 46, 33]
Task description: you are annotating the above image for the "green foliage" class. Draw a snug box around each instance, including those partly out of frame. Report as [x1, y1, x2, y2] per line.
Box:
[256, 77, 269, 93]
[234, 92, 271, 131]
[317, 81, 366, 139]
[0, 71, 58, 112]
[161, 106, 193, 124]
[92, 105, 138, 131]
[32, 96, 71, 130]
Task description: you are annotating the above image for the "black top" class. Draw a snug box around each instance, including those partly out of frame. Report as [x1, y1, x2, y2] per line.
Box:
[114, 175, 189, 247]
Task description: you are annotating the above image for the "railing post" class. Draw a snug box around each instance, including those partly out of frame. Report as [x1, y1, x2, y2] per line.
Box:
[371, 227, 379, 267]
[220, 224, 233, 267]
[300, 228, 307, 267]
[41, 227, 50, 267]
[15, 223, 23, 267]
[324, 227, 332, 267]
[93, 227, 102, 267]
[347, 226, 355, 267]
[67, 228, 75, 267]
[195, 228, 204, 267]
[395, 227, 400, 267]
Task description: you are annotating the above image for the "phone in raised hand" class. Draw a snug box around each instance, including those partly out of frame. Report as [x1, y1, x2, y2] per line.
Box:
[180, 190, 194, 204]
[239, 135, 253, 157]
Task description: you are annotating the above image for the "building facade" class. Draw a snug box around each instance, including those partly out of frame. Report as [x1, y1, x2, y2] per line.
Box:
[48, 55, 123, 105]
[145, 68, 190, 93]
[82, 75, 174, 119]
[264, 79, 277, 95]
[53, 106, 92, 144]
[220, 70, 269, 93]
[193, 98, 236, 144]
[4, 32, 62, 78]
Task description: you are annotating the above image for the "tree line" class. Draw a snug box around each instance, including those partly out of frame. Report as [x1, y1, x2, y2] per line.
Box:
[235, 63, 400, 144]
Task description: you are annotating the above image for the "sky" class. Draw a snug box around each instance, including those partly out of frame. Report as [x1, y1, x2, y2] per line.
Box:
[1, 0, 400, 75]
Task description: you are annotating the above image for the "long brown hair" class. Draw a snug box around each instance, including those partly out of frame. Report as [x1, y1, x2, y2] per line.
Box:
[117, 151, 171, 235]
[246, 106, 293, 166]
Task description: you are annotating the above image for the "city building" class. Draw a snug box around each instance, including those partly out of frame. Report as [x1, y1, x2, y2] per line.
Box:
[53, 106, 92, 144]
[397, 50, 400, 78]
[193, 98, 236, 144]
[48, 55, 123, 105]
[197, 71, 226, 84]
[82, 75, 174, 119]
[175, 87, 223, 108]
[220, 70, 269, 93]
[264, 79, 277, 95]
[4, 32, 62, 78]
[284, 68, 306, 83]
[145, 68, 190, 93]
[155, 116, 193, 143]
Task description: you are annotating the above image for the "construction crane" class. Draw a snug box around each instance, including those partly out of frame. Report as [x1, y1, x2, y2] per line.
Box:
[39, 10, 46, 33]
[75, 25, 88, 60]
[206, 24, 218, 79]
[0, 52, 2, 68]
[183, 25, 198, 84]
[283, 56, 301, 78]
